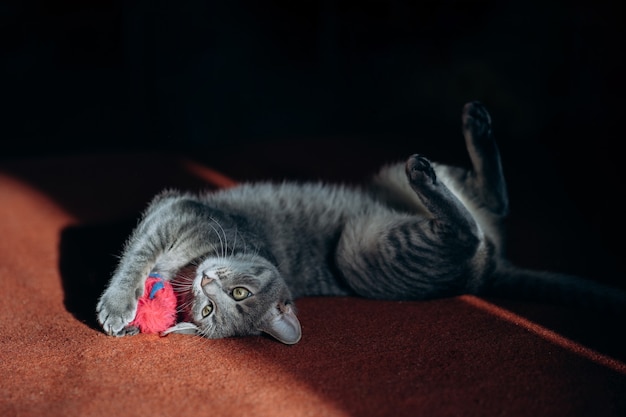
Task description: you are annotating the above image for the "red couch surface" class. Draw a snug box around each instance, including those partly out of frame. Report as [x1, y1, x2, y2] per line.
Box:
[1, 150, 624, 417]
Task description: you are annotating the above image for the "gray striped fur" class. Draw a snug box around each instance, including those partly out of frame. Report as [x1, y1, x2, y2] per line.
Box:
[97, 102, 625, 344]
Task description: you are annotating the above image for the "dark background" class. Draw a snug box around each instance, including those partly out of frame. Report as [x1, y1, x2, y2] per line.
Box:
[1, 1, 624, 278]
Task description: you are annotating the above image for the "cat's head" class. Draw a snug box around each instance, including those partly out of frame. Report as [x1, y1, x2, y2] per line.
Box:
[165, 254, 301, 344]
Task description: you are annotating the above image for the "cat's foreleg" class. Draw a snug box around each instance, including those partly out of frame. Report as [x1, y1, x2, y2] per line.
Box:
[96, 201, 200, 336]
[96, 234, 167, 336]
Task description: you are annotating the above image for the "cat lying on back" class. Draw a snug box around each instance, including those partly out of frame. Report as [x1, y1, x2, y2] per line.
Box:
[97, 101, 625, 344]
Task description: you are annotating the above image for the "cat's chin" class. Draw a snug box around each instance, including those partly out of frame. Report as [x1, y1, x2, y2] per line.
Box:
[161, 322, 199, 336]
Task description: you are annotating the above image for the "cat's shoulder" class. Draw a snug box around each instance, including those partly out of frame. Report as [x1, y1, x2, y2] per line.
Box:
[141, 188, 203, 217]
[149, 188, 194, 205]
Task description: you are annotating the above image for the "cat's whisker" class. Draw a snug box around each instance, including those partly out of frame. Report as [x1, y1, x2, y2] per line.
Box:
[175, 305, 192, 317]
[242, 235, 248, 257]
[172, 288, 193, 299]
[171, 273, 193, 284]
[214, 218, 229, 259]
[214, 220, 228, 259]
[208, 244, 218, 260]
[207, 218, 225, 259]
[170, 279, 193, 292]
[231, 227, 239, 257]
[198, 326, 212, 340]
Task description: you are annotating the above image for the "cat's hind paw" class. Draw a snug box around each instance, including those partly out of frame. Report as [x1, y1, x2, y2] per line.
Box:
[406, 154, 436, 185]
[462, 101, 492, 143]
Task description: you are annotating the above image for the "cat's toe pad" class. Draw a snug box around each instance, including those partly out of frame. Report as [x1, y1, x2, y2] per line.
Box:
[406, 154, 436, 184]
[96, 289, 139, 337]
[462, 101, 492, 139]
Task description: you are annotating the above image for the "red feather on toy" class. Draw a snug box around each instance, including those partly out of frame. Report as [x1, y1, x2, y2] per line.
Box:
[129, 274, 178, 334]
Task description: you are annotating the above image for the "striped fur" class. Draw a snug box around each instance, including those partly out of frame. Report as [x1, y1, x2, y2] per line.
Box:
[97, 102, 625, 344]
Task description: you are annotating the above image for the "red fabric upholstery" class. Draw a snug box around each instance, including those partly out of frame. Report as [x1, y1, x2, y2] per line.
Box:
[1, 150, 624, 417]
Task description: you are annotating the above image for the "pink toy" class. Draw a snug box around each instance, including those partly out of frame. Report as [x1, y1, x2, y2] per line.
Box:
[130, 273, 177, 334]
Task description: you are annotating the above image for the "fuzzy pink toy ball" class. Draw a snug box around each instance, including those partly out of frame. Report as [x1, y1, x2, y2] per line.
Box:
[129, 274, 177, 334]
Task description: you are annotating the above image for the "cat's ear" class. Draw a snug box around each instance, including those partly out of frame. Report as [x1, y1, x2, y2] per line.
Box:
[259, 302, 301, 345]
[161, 322, 199, 336]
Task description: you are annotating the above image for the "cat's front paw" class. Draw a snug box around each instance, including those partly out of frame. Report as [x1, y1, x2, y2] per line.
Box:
[96, 286, 139, 337]
[406, 154, 436, 185]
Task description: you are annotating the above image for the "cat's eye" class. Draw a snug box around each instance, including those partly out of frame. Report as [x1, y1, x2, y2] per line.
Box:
[201, 303, 213, 318]
[232, 287, 251, 301]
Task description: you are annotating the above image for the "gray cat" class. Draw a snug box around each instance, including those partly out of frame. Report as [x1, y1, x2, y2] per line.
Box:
[96, 101, 625, 344]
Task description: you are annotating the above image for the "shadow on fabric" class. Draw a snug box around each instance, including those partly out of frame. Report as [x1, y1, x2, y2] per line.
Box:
[58, 217, 139, 330]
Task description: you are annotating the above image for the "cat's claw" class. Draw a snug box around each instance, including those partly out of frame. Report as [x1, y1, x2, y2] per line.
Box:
[406, 154, 436, 185]
[119, 325, 140, 336]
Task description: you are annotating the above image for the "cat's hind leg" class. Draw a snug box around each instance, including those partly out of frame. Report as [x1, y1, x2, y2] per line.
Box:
[405, 154, 481, 243]
[336, 155, 483, 300]
[463, 101, 509, 216]
[437, 101, 509, 217]
[370, 102, 507, 218]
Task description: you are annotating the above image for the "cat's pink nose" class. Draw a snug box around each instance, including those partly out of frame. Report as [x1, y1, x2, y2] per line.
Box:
[201, 274, 214, 287]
